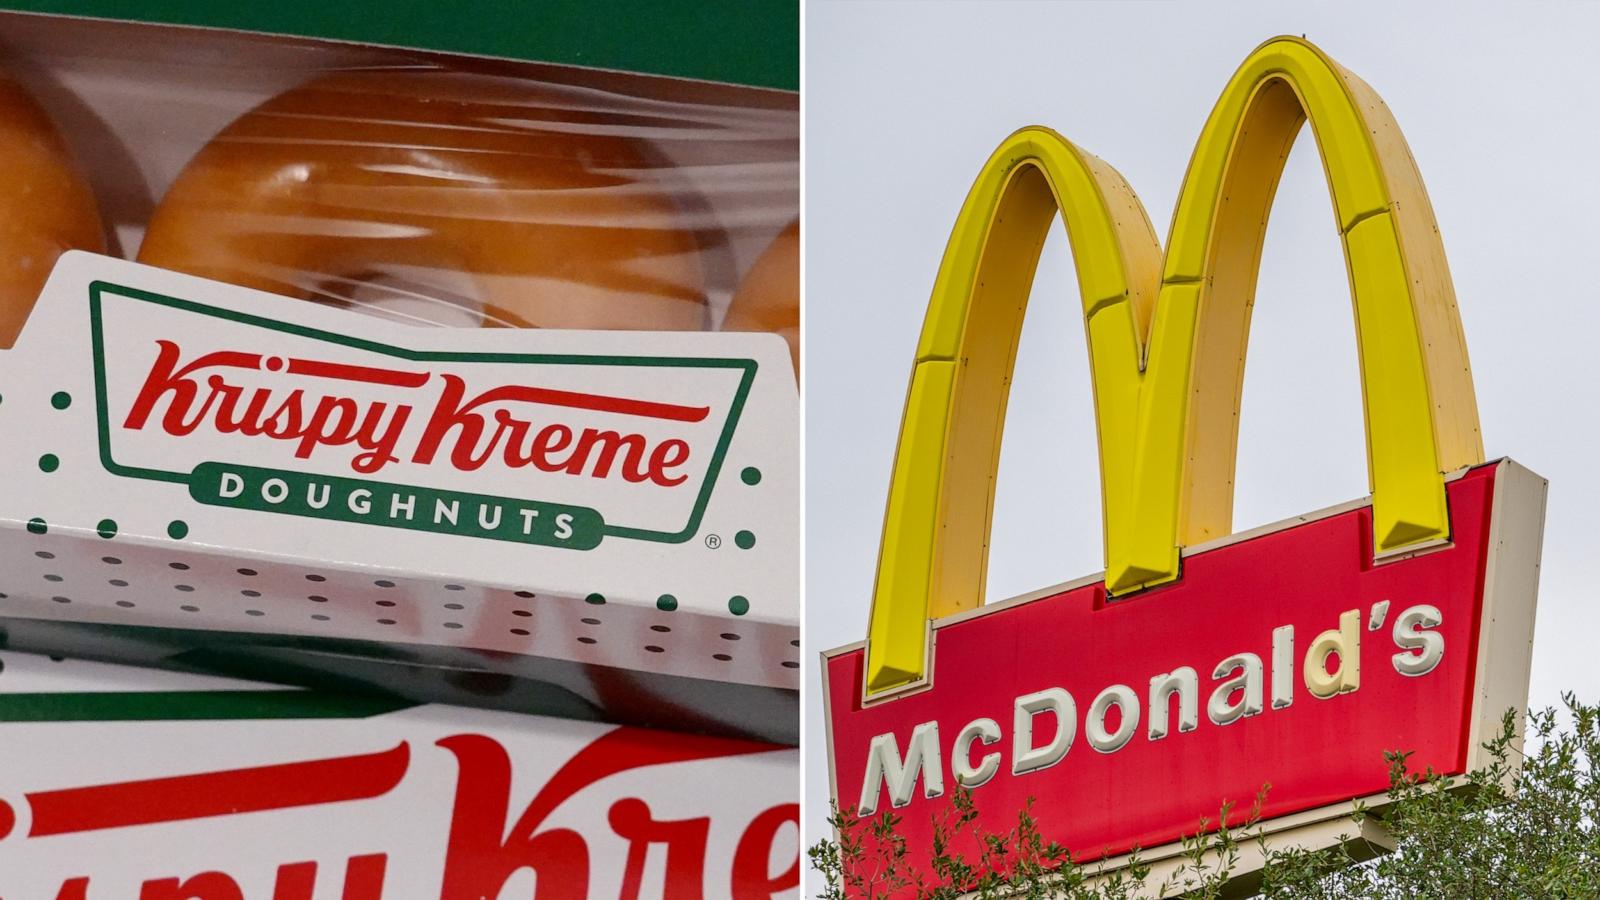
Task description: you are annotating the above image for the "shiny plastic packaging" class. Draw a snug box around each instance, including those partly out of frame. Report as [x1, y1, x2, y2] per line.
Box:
[0, 69, 104, 346]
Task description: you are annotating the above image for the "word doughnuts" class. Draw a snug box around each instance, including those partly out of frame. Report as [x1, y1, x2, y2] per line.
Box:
[0, 70, 104, 347]
[138, 70, 708, 331]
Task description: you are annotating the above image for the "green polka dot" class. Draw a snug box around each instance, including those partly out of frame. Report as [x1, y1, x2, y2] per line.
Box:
[656, 594, 678, 612]
[50, 392, 71, 410]
[728, 595, 750, 616]
[740, 467, 762, 486]
[734, 530, 756, 550]
[584, 592, 606, 605]
[96, 519, 118, 539]
[37, 454, 58, 473]
[167, 520, 189, 540]
[25, 517, 46, 535]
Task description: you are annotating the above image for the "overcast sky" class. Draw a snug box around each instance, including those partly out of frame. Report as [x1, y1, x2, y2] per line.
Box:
[802, 0, 1600, 873]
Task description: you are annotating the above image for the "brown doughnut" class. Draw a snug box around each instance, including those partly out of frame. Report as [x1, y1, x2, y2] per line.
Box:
[722, 219, 798, 375]
[0, 71, 105, 347]
[138, 70, 707, 331]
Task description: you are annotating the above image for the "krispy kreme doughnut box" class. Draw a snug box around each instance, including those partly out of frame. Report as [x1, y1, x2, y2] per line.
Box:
[0, 649, 799, 896]
[0, 13, 798, 743]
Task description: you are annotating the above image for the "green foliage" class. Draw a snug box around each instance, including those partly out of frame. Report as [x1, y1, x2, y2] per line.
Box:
[810, 788, 1152, 900]
[810, 696, 1600, 898]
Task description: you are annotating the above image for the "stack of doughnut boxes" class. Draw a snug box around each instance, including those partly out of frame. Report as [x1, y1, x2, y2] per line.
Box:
[0, 11, 800, 896]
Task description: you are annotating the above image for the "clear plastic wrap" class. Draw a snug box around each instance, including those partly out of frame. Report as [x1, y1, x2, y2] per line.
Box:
[0, 66, 104, 345]
[0, 12, 798, 353]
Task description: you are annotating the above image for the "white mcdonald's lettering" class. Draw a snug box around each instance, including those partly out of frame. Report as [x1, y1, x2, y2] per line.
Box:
[856, 603, 1446, 813]
[951, 718, 1001, 788]
[858, 722, 944, 814]
[1012, 688, 1074, 776]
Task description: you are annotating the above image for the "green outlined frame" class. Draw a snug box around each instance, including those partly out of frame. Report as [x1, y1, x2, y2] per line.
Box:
[88, 281, 757, 545]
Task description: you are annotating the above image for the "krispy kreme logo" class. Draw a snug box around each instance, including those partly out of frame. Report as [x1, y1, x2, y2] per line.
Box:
[90, 282, 757, 547]
[123, 341, 704, 485]
[0, 727, 798, 898]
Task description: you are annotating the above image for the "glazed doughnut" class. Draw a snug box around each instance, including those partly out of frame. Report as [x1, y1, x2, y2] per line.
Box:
[722, 220, 798, 374]
[138, 70, 707, 331]
[0, 71, 106, 347]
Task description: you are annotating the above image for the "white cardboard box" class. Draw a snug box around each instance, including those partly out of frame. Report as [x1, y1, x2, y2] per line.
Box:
[0, 650, 799, 897]
[0, 253, 799, 742]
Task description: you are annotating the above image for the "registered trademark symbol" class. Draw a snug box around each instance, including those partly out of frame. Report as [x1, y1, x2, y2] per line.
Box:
[705, 533, 722, 549]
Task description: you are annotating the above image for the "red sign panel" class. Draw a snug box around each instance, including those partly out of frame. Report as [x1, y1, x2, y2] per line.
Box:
[824, 463, 1535, 871]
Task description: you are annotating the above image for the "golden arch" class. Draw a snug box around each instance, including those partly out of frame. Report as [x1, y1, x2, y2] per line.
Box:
[865, 37, 1482, 695]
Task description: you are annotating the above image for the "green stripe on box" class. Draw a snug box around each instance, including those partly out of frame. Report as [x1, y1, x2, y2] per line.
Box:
[0, 689, 415, 722]
[0, 0, 799, 90]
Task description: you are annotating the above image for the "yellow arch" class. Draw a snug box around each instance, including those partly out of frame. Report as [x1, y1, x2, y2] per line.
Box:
[864, 36, 1482, 696]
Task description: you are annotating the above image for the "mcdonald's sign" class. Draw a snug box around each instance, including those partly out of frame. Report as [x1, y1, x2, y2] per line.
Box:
[821, 36, 1547, 887]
